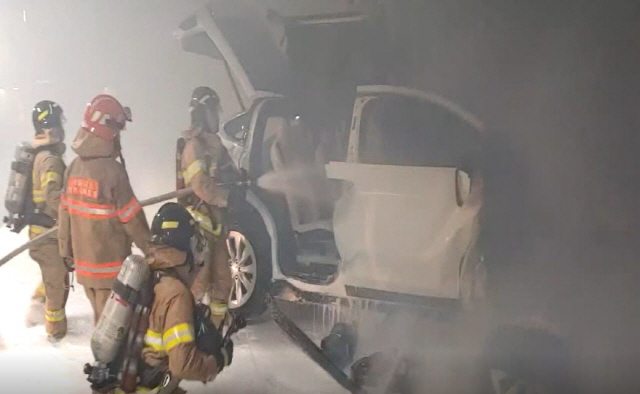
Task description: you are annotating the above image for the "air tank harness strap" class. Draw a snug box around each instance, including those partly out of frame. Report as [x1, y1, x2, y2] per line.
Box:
[113, 279, 141, 306]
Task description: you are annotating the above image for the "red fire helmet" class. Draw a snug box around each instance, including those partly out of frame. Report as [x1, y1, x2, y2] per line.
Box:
[81, 94, 132, 140]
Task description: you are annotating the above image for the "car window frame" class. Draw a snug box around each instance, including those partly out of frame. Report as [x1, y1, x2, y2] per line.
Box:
[351, 94, 482, 169]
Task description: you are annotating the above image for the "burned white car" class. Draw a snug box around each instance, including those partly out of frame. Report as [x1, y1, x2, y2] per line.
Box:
[177, 4, 486, 317]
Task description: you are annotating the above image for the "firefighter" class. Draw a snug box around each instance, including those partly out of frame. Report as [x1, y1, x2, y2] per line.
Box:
[58, 94, 150, 324]
[127, 203, 232, 393]
[25, 100, 70, 340]
[178, 86, 233, 328]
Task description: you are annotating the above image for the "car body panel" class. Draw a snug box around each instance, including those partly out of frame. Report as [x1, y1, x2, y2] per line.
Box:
[326, 162, 478, 299]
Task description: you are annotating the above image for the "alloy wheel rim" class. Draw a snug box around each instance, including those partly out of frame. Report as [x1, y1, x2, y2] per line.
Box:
[227, 230, 257, 308]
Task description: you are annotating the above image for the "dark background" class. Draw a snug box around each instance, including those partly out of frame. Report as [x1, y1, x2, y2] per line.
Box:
[382, 2, 640, 391]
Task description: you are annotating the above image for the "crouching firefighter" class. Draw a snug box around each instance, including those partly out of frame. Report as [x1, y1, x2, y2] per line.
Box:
[3, 100, 71, 340]
[85, 203, 238, 394]
[177, 87, 236, 328]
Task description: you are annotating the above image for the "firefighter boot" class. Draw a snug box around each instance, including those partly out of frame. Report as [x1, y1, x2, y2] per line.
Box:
[45, 308, 67, 342]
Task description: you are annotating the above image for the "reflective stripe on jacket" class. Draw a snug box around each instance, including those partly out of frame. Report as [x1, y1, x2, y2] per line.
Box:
[74, 260, 124, 279]
[144, 323, 195, 352]
[60, 195, 141, 222]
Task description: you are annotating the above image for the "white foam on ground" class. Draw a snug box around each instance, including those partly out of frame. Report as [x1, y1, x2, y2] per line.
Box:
[0, 228, 93, 393]
[0, 228, 343, 394]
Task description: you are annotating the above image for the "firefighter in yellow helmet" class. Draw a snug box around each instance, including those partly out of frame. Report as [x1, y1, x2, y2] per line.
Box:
[25, 100, 71, 340]
[141, 203, 233, 393]
[177, 87, 233, 327]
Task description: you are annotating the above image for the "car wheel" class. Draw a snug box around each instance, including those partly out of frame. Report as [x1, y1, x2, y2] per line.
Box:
[226, 206, 272, 319]
[480, 325, 571, 394]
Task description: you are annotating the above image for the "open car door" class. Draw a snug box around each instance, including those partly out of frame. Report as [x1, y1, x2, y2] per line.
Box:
[327, 86, 484, 300]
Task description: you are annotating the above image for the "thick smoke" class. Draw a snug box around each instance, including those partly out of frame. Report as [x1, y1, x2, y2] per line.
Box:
[1, 1, 638, 393]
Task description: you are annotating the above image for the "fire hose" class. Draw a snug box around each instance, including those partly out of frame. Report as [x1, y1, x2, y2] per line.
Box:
[0, 186, 195, 269]
[268, 295, 368, 394]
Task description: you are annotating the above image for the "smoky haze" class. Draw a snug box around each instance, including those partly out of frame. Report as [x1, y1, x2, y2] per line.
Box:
[0, 0, 235, 205]
[382, 2, 640, 392]
[0, 0, 639, 393]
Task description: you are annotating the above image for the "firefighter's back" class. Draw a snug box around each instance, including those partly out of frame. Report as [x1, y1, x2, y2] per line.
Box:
[62, 155, 138, 288]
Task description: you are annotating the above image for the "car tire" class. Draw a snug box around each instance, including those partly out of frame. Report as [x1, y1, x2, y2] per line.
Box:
[226, 204, 272, 319]
[479, 324, 571, 394]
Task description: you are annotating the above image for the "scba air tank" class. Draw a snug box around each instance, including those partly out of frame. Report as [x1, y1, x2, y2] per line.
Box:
[4, 142, 35, 216]
[91, 255, 151, 364]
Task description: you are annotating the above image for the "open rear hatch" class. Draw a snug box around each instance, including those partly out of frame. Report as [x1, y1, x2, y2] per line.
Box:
[176, 1, 390, 115]
[176, 1, 287, 111]
[267, 9, 385, 86]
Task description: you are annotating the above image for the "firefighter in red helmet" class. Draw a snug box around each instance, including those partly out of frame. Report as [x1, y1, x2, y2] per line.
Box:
[58, 94, 150, 324]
